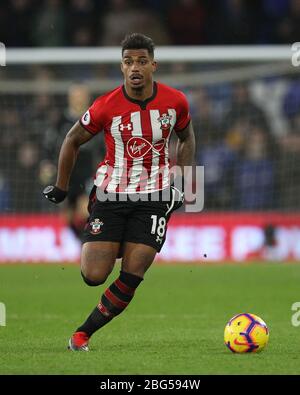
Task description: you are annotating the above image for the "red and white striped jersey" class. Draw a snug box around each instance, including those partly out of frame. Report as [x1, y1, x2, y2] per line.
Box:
[80, 81, 190, 193]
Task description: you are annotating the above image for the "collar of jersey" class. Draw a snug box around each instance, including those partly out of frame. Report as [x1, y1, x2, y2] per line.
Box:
[122, 82, 157, 110]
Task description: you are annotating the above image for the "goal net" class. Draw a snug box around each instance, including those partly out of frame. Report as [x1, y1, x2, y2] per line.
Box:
[1, 46, 299, 262]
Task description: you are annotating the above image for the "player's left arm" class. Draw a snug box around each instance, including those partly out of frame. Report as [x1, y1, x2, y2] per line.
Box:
[175, 120, 196, 175]
[167, 121, 195, 210]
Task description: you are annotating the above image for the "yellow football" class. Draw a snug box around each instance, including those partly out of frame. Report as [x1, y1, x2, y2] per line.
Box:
[224, 313, 269, 353]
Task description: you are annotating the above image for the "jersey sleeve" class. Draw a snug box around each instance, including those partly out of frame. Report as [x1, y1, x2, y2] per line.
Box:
[174, 92, 191, 132]
[79, 97, 104, 135]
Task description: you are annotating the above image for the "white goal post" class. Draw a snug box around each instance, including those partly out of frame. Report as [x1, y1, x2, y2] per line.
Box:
[6, 45, 293, 64]
[2, 45, 298, 95]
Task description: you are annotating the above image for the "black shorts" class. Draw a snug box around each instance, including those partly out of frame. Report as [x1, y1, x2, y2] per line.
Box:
[82, 187, 177, 252]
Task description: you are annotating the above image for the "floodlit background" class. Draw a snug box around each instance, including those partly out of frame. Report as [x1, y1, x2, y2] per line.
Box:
[0, 0, 300, 262]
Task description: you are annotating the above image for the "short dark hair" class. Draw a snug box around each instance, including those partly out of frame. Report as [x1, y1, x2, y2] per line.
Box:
[121, 33, 155, 58]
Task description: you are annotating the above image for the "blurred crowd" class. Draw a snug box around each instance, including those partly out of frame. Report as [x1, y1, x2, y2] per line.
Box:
[192, 81, 300, 211]
[0, 83, 104, 238]
[0, 0, 300, 47]
[1, 72, 300, 215]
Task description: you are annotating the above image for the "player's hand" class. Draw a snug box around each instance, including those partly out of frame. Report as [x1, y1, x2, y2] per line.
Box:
[166, 180, 184, 216]
[42, 185, 67, 204]
[170, 183, 184, 210]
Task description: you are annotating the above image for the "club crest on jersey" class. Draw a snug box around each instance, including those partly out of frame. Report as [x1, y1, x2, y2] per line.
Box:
[89, 218, 104, 235]
[127, 136, 166, 159]
[119, 122, 133, 132]
[158, 113, 172, 130]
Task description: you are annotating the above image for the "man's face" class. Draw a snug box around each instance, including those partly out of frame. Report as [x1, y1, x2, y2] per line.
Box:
[121, 49, 157, 90]
[68, 85, 90, 114]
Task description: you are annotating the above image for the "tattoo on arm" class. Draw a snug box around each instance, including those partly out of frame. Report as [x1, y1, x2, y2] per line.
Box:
[65, 121, 95, 147]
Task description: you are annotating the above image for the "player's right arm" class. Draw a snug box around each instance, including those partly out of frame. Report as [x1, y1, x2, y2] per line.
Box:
[43, 122, 94, 204]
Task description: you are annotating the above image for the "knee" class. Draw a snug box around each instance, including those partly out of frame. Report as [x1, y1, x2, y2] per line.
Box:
[81, 270, 108, 286]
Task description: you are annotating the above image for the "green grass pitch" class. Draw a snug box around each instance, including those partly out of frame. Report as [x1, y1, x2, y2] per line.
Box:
[0, 262, 300, 374]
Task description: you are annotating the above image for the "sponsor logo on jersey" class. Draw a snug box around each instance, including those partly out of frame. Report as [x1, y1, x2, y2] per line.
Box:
[126, 137, 166, 159]
[158, 113, 172, 130]
[90, 218, 104, 234]
[81, 110, 91, 125]
[119, 122, 133, 132]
